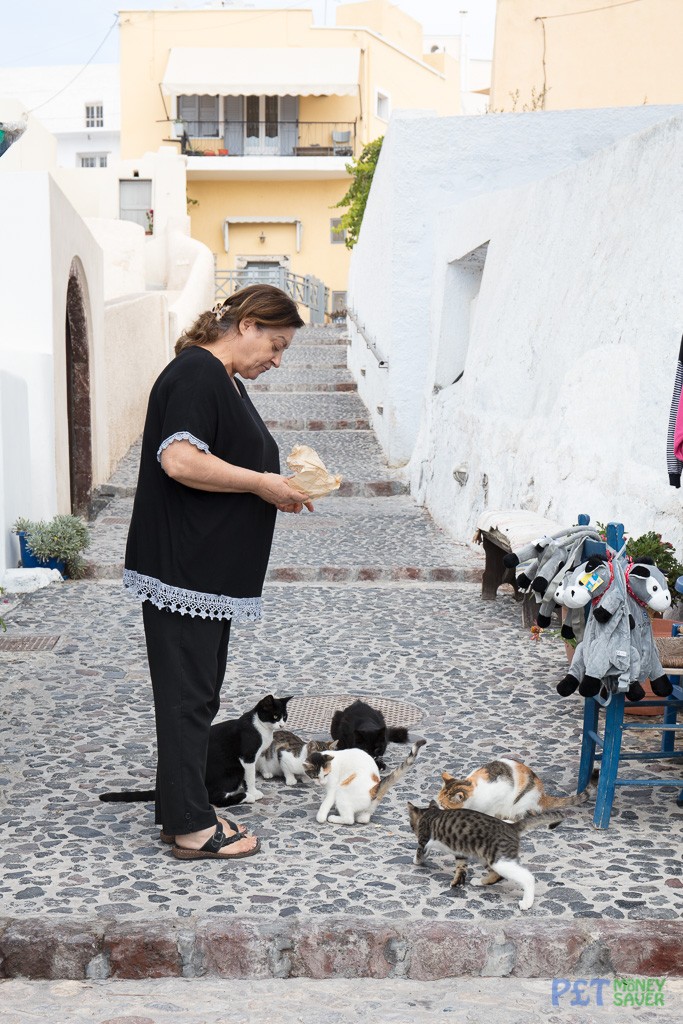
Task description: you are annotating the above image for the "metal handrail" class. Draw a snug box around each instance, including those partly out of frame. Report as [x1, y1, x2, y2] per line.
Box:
[346, 308, 388, 368]
[214, 268, 329, 324]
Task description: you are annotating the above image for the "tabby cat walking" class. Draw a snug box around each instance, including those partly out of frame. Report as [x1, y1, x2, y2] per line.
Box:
[407, 800, 563, 910]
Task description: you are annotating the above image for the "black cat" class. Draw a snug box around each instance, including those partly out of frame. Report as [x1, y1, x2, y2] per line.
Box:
[330, 699, 409, 770]
[100, 694, 292, 807]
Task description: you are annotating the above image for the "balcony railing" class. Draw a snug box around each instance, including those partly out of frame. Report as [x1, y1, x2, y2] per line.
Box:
[170, 120, 356, 158]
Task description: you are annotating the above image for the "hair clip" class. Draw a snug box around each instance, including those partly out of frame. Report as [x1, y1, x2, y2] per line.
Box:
[211, 301, 226, 322]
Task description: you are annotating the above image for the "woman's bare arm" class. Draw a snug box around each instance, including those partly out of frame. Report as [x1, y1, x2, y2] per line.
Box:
[160, 439, 313, 510]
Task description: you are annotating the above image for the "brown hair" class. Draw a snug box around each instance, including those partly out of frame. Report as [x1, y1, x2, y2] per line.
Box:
[174, 284, 305, 356]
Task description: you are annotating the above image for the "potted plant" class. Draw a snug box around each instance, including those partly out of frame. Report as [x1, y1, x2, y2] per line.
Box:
[623, 530, 683, 716]
[145, 208, 154, 235]
[12, 515, 90, 579]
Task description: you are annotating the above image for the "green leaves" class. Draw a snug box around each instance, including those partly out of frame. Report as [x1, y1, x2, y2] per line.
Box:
[333, 136, 384, 249]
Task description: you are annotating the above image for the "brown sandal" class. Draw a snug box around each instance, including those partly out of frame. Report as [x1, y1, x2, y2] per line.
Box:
[172, 823, 261, 861]
[160, 817, 247, 845]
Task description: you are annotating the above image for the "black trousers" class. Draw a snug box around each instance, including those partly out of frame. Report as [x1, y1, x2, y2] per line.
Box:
[142, 602, 231, 835]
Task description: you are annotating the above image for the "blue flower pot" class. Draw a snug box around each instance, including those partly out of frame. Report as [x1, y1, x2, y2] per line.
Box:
[17, 531, 66, 576]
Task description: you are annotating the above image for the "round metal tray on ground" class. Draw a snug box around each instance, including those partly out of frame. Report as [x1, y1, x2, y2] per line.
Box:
[286, 694, 423, 734]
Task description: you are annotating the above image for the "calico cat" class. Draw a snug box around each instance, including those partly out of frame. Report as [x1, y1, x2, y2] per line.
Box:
[437, 758, 591, 821]
[99, 694, 292, 807]
[407, 800, 563, 911]
[305, 738, 426, 825]
[256, 730, 337, 786]
[330, 699, 410, 770]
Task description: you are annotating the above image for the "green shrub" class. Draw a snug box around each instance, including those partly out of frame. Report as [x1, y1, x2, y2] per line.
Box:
[626, 531, 683, 594]
[13, 514, 90, 579]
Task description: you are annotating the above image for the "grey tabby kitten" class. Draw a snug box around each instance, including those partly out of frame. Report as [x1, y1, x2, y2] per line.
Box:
[407, 800, 563, 910]
[256, 729, 336, 786]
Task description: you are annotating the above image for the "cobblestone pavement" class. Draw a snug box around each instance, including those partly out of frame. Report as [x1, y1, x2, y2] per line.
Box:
[1, 325, 682, 981]
[2, 977, 682, 1024]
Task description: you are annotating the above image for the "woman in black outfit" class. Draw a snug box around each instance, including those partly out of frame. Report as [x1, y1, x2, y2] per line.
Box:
[124, 285, 312, 860]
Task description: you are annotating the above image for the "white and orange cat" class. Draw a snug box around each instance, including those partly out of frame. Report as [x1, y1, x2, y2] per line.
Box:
[305, 739, 426, 825]
[437, 758, 591, 821]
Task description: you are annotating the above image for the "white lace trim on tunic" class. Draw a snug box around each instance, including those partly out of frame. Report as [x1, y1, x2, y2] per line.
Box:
[123, 569, 262, 622]
[156, 431, 210, 464]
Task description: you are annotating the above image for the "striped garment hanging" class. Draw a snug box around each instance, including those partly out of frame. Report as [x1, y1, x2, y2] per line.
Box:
[666, 334, 683, 487]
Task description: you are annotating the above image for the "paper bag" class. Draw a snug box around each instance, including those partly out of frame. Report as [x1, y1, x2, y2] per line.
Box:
[285, 444, 342, 499]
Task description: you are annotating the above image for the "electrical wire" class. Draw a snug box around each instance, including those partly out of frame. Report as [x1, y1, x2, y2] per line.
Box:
[537, 0, 644, 21]
[27, 14, 119, 114]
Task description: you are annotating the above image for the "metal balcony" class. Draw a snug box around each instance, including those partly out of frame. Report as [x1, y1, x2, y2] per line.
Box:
[169, 120, 356, 158]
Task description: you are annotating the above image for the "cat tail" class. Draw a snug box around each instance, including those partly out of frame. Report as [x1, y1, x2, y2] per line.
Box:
[515, 809, 564, 833]
[330, 710, 343, 740]
[372, 739, 426, 804]
[99, 790, 156, 802]
[539, 769, 599, 810]
[386, 726, 410, 744]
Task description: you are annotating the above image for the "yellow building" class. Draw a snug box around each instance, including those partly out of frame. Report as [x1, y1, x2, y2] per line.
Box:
[119, 1, 459, 315]
[491, 0, 683, 113]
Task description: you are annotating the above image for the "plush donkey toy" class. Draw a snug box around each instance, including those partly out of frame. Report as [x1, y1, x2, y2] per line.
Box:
[514, 530, 602, 629]
[556, 555, 636, 699]
[626, 561, 673, 698]
[557, 556, 673, 700]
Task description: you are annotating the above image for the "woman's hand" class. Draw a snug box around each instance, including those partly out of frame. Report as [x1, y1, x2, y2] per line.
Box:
[258, 473, 314, 513]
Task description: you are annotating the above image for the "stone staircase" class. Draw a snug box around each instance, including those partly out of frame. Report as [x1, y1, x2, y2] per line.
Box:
[85, 325, 482, 584]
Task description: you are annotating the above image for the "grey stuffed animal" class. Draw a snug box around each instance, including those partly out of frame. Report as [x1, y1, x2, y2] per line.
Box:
[625, 561, 672, 698]
[557, 557, 635, 699]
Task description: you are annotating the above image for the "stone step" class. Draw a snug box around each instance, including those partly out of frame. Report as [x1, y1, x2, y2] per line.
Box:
[254, 392, 370, 430]
[250, 367, 356, 393]
[94, 432, 407, 501]
[294, 325, 348, 346]
[274, 429, 404, 488]
[82, 496, 480, 581]
[284, 344, 347, 369]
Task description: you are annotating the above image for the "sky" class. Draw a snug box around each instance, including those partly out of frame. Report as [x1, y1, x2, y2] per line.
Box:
[3, 0, 497, 68]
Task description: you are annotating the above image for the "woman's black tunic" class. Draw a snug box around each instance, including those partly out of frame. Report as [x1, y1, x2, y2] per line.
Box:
[123, 346, 279, 622]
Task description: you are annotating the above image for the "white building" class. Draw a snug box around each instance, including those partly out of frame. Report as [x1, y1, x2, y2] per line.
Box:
[0, 97, 214, 576]
[347, 105, 683, 551]
[424, 34, 491, 115]
[0, 64, 120, 168]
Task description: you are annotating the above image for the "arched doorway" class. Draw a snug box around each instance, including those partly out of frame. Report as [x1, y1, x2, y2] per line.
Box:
[65, 261, 92, 515]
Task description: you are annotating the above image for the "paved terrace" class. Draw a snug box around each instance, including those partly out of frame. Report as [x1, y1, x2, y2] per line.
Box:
[0, 325, 681, 982]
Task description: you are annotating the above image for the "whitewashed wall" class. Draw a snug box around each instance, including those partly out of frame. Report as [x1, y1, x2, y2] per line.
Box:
[409, 115, 683, 550]
[348, 104, 683, 467]
[0, 172, 104, 572]
[0, 123, 213, 574]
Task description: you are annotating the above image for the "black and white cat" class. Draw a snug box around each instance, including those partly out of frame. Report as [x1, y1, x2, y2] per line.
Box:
[330, 699, 409, 770]
[100, 694, 292, 807]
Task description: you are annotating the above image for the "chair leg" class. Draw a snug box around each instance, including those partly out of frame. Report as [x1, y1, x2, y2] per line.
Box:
[481, 536, 505, 601]
[593, 694, 625, 829]
[578, 697, 599, 793]
[661, 693, 677, 755]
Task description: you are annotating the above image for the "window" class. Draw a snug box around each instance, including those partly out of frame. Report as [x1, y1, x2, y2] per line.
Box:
[119, 179, 152, 230]
[85, 104, 103, 128]
[265, 95, 279, 139]
[79, 153, 108, 168]
[375, 90, 390, 121]
[330, 218, 346, 244]
[434, 241, 489, 390]
[245, 95, 260, 140]
[177, 95, 219, 137]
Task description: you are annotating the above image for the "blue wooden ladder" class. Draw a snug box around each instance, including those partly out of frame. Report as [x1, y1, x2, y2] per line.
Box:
[573, 517, 683, 828]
